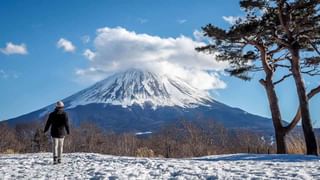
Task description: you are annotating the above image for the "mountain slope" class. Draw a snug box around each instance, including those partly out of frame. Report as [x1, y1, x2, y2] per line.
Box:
[5, 69, 274, 134]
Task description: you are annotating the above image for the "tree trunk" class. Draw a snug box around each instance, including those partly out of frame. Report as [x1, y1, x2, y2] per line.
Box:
[263, 79, 288, 154]
[274, 129, 287, 154]
[290, 49, 318, 155]
[259, 46, 288, 154]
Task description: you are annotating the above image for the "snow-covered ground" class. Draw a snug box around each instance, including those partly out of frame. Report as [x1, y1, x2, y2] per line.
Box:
[1, 153, 320, 179]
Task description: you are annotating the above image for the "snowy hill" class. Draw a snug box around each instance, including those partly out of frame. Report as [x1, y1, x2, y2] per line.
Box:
[6, 69, 274, 134]
[1, 153, 319, 179]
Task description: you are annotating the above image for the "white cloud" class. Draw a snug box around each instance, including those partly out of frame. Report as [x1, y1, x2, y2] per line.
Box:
[193, 29, 205, 42]
[222, 16, 241, 25]
[83, 49, 96, 61]
[57, 38, 76, 52]
[0, 69, 19, 79]
[137, 18, 148, 24]
[81, 35, 90, 44]
[193, 29, 215, 45]
[76, 27, 228, 90]
[0, 70, 8, 79]
[177, 19, 187, 24]
[0, 42, 28, 55]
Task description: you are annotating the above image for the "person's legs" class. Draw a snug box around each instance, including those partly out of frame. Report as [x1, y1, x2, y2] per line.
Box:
[52, 138, 58, 164]
[57, 137, 64, 163]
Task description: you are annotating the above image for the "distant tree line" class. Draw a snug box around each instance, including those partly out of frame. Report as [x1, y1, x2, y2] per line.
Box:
[0, 120, 318, 157]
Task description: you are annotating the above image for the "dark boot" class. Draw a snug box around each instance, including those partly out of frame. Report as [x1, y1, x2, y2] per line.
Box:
[53, 156, 58, 164]
[57, 158, 61, 164]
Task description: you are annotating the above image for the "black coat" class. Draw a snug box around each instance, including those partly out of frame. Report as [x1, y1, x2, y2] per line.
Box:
[44, 108, 70, 138]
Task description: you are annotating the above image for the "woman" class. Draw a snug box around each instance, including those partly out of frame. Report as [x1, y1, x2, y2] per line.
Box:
[44, 101, 70, 164]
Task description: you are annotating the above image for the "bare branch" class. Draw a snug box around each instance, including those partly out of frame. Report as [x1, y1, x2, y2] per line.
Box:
[274, 64, 291, 69]
[301, 69, 320, 76]
[273, 73, 293, 85]
[285, 85, 320, 133]
[272, 57, 289, 63]
[268, 46, 286, 55]
[259, 79, 266, 87]
[247, 66, 264, 72]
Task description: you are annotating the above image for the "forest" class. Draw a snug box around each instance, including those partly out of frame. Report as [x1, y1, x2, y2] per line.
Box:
[0, 120, 319, 158]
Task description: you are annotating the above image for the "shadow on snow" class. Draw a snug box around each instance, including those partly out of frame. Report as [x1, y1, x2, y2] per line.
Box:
[193, 153, 320, 162]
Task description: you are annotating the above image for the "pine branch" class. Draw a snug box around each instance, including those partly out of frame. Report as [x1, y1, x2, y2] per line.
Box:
[301, 35, 320, 56]
[271, 35, 290, 47]
[277, 0, 292, 39]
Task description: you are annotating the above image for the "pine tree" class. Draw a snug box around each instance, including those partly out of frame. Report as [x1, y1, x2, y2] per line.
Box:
[241, 0, 320, 156]
[197, 0, 320, 154]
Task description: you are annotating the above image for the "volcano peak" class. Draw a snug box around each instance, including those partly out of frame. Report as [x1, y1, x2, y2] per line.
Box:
[65, 68, 213, 109]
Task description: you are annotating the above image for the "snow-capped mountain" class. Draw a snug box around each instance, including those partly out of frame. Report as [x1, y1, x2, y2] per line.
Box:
[5, 69, 274, 134]
[65, 69, 213, 109]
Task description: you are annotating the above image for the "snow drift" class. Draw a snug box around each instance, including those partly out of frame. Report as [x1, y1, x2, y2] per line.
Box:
[0, 153, 319, 179]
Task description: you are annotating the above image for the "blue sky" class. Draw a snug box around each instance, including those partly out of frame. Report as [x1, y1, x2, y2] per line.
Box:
[0, 0, 319, 127]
